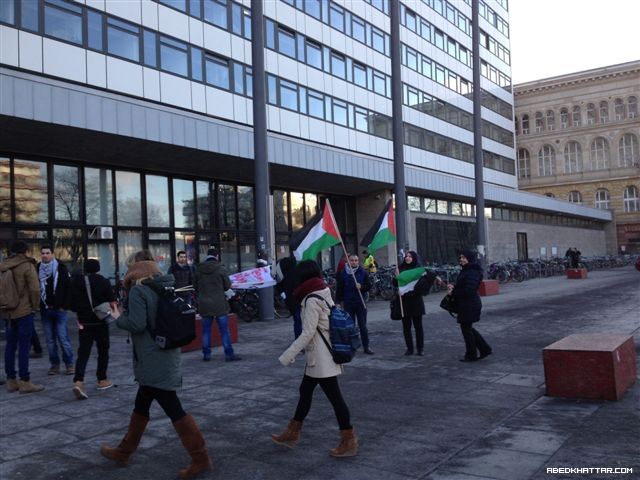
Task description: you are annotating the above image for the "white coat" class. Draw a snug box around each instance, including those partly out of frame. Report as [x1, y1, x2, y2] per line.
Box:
[278, 287, 343, 378]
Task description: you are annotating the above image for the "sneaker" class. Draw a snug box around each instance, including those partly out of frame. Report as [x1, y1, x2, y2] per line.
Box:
[96, 380, 113, 390]
[18, 380, 45, 394]
[48, 366, 60, 375]
[225, 355, 242, 362]
[65, 365, 75, 376]
[73, 381, 88, 400]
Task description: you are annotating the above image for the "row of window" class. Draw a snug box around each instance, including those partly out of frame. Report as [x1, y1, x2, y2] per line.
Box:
[481, 90, 513, 120]
[265, 19, 391, 98]
[401, 3, 472, 68]
[480, 29, 510, 66]
[404, 123, 515, 175]
[517, 97, 638, 134]
[266, 74, 393, 139]
[406, 195, 603, 230]
[402, 44, 472, 97]
[555, 187, 640, 213]
[419, 0, 471, 37]
[480, 59, 511, 91]
[364, 0, 389, 15]
[281, 0, 389, 56]
[517, 134, 640, 178]
[403, 84, 514, 147]
[479, 0, 509, 38]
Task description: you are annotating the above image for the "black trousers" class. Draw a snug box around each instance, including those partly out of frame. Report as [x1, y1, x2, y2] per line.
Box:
[294, 375, 351, 430]
[402, 315, 424, 352]
[134, 385, 186, 423]
[73, 324, 110, 383]
[460, 323, 491, 360]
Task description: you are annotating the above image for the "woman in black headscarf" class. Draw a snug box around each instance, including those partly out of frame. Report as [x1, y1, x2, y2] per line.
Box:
[398, 251, 426, 356]
[447, 249, 492, 362]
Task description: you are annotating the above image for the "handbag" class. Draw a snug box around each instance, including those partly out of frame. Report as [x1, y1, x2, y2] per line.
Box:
[439, 294, 458, 317]
[84, 276, 114, 323]
[390, 296, 402, 320]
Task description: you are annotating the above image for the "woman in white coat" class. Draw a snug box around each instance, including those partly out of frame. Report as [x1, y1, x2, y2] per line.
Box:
[272, 260, 357, 457]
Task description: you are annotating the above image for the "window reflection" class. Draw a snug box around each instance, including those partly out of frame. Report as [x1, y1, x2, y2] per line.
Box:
[274, 190, 288, 232]
[115, 171, 141, 226]
[149, 232, 171, 271]
[240, 236, 256, 271]
[219, 232, 238, 272]
[54, 165, 80, 222]
[0, 158, 10, 222]
[290, 192, 304, 230]
[87, 242, 115, 280]
[304, 194, 318, 221]
[118, 230, 142, 275]
[85, 168, 113, 225]
[218, 184, 236, 228]
[15, 159, 48, 223]
[44, 0, 82, 45]
[146, 176, 170, 227]
[53, 228, 83, 271]
[237, 186, 254, 230]
[196, 181, 211, 229]
[173, 179, 194, 228]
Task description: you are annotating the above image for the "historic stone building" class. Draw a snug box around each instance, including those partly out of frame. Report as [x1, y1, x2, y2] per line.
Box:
[514, 61, 640, 253]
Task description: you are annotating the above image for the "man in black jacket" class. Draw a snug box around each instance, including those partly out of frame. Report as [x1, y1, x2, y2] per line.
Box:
[70, 259, 116, 399]
[168, 250, 195, 304]
[38, 245, 74, 376]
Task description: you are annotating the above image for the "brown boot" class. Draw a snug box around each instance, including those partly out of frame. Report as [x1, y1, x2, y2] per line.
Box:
[6, 378, 19, 393]
[271, 419, 303, 448]
[18, 380, 45, 394]
[100, 412, 149, 465]
[329, 428, 358, 457]
[173, 414, 212, 479]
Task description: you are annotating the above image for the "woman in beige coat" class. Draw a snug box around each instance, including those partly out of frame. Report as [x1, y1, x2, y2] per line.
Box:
[272, 260, 357, 457]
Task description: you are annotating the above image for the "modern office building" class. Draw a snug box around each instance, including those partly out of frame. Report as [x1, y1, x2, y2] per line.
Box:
[514, 61, 640, 254]
[0, 0, 612, 278]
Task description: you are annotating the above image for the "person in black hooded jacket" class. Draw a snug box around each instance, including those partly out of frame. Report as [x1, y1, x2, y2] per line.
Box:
[447, 249, 492, 362]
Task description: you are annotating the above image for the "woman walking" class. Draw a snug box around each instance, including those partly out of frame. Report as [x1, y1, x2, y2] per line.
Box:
[101, 250, 211, 479]
[447, 249, 492, 362]
[398, 251, 426, 356]
[271, 260, 357, 457]
[69, 259, 115, 400]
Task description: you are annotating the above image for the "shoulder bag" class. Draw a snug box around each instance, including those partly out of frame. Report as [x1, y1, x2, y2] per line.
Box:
[439, 294, 458, 317]
[84, 276, 114, 323]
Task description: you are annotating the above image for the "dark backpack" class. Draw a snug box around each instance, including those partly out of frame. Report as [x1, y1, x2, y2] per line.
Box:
[305, 293, 361, 364]
[147, 284, 196, 349]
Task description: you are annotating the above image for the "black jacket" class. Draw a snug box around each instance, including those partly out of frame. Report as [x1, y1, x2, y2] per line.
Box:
[452, 263, 483, 324]
[397, 262, 425, 317]
[70, 273, 115, 324]
[276, 257, 299, 313]
[168, 263, 195, 290]
[38, 262, 72, 310]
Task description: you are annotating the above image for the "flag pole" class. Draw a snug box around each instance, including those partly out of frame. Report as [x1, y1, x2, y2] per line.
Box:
[326, 200, 367, 310]
[392, 238, 405, 318]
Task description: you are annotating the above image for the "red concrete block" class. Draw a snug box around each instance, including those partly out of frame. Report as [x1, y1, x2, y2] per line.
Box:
[543, 334, 637, 401]
[478, 279, 499, 296]
[181, 313, 239, 353]
[566, 268, 588, 279]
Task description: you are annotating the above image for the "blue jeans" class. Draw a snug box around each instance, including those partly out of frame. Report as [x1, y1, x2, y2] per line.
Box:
[202, 315, 234, 359]
[293, 306, 302, 339]
[344, 302, 369, 350]
[4, 315, 34, 381]
[41, 308, 74, 367]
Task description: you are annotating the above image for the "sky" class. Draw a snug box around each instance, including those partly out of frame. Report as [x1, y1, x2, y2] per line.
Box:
[509, 0, 640, 84]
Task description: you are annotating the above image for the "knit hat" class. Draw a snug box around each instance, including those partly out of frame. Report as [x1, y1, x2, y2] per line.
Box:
[84, 259, 100, 274]
[460, 249, 477, 264]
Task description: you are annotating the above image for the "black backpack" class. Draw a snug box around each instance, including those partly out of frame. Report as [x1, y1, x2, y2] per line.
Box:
[147, 283, 196, 349]
[305, 294, 361, 364]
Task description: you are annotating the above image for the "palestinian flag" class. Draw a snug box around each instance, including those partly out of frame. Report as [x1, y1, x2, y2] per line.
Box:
[360, 200, 396, 252]
[290, 200, 342, 261]
[396, 267, 426, 295]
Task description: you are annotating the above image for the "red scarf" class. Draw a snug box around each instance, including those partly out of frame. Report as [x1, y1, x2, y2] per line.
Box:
[293, 277, 327, 303]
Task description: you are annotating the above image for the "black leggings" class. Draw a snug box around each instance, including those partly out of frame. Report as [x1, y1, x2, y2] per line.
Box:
[134, 385, 187, 423]
[294, 375, 351, 430]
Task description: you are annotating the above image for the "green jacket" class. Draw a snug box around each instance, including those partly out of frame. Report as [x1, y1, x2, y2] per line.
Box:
[194, 260, 231, 317]
[0, 254, 40, 320]
[116, 274, 182, 391]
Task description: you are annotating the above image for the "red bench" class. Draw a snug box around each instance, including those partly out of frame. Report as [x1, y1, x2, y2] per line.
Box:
[543, 334, 637, 401]
[566, 268, 588, 279]
[181, 313, 239, 353]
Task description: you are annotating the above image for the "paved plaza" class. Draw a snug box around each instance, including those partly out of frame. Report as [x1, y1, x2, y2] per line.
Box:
[1, 267, 639, 480]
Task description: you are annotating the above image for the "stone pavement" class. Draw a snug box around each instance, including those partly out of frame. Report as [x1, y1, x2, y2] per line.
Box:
[1, 267, 639, 480]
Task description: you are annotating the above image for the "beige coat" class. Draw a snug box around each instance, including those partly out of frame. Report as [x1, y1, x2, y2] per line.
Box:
[279, 287, 343, 378]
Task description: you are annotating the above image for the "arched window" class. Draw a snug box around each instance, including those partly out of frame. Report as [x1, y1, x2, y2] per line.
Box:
[594, 189, 610, 209]
[614, 98, 625, 120]
[538, 145, 555, 176]
[546, 110, 555, 131]
[623, 186, 639, 212]
[619, 133, 639, 167]
[544, 193, 555, 198]
[535, 111, 544, 133]
[590, 137, 610, 170]
[599, 101, 609, 123]
[572, 105, 582, 126]
[522, 114, 530, 134]
[586, 103, 596, 125]
[629, 96, 638, 118]
[517, 148, 530, 179]
[560, 108, 569, 128]
[564, 141, 583, 173]
[567, 191, 582, 204]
